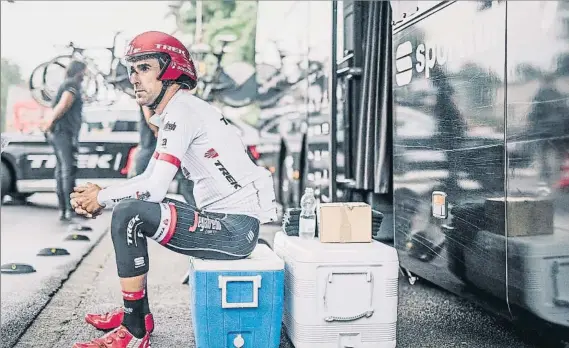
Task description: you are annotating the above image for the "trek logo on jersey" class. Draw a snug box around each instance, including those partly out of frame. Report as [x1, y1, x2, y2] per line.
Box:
[189, 212, 222, 233]
[163, 121, 176, 131]
[204, 148, 219, 158]
[112, 196, 131, 204]
[214, 160, 242, 189]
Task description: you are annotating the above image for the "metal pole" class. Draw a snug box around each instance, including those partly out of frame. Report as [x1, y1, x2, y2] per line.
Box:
[196, 0, 203, 43]
[329, 0, 338, 202]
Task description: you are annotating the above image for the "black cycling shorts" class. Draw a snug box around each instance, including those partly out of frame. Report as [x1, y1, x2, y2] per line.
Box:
[127, 197, 260, 260]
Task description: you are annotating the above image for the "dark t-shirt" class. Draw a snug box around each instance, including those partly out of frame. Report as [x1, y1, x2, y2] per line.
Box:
[51, 79, 83, 137]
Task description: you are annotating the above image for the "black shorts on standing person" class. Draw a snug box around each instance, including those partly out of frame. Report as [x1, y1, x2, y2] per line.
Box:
[45, 60, 87, 221]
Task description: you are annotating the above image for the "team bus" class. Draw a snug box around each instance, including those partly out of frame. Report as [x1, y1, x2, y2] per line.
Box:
[332, 0, 569, 343]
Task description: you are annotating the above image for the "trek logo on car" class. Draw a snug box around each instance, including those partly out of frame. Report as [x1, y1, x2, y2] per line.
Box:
[26, 153, 120, 170]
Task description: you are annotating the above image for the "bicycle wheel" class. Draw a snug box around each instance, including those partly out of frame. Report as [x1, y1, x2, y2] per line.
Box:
[43, 55, 101, 105]
[28, 61, 54, 107]
[41, 57, 69, 103]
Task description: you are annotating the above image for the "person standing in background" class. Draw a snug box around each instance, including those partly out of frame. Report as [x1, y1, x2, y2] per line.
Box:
[41, 60, 87, 221]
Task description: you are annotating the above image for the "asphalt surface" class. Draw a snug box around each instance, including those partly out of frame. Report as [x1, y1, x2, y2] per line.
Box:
[12, 222, 286, 348]
[8, 222, 566, 348]
[4, 194, 567, 348]
[1, 194, 111, 348]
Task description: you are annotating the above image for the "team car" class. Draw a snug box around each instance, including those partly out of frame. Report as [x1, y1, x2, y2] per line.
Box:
[1, 105, 141, 201]
[1, 103, 262, 202]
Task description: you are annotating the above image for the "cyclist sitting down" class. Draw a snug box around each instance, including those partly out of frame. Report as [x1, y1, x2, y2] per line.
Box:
[70, 31, 277, 348]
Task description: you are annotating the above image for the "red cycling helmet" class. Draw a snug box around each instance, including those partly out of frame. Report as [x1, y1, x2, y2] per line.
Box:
[125, 31, 197, 89]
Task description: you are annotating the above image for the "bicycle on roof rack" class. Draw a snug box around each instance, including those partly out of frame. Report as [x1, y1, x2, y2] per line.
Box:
[190, 35, 326, 111]
[28, 31, 133, 107]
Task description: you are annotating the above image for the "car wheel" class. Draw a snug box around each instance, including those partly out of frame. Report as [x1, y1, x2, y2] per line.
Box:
[1, 161, 13, 201]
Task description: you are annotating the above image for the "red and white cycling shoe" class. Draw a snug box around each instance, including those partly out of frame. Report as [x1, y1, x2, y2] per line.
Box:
[72, 326, 150, 348]
[85, 308, 154, 334]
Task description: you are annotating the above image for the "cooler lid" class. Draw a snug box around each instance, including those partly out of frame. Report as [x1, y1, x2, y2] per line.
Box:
[190, 244, 284, 271]
[276, 232, 399, 264]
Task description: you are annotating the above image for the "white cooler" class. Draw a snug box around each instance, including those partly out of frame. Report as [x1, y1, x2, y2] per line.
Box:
[274, 232, 399, 348]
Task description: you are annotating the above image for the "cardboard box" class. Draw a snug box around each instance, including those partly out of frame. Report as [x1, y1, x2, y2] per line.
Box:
[317, 202, 372, 243]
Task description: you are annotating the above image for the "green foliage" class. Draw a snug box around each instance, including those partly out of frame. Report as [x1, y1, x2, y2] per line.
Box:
[1, 58, 23, 132]
[174, 0, 257, 65]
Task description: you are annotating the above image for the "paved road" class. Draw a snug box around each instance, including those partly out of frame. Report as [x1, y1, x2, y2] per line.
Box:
[10, 217, 568, 348]
[0, 194, 111, 348]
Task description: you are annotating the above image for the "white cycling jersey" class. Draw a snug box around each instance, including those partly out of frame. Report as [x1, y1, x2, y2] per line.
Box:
[97, 90, 278, 223]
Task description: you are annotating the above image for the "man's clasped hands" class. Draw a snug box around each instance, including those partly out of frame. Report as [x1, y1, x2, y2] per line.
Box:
[70, 183, 105, 218]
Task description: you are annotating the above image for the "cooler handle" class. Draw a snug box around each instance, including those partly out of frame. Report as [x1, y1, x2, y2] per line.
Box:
[218, 275, 262, 309]
[323, 271, 374, 322]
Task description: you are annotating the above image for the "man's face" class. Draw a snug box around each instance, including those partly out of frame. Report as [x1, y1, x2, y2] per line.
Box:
[129, 58, 163, 106]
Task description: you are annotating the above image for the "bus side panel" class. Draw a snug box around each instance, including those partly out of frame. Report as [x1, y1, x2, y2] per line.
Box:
[392, 1, 509, 313]
[506, 1, 569, 328]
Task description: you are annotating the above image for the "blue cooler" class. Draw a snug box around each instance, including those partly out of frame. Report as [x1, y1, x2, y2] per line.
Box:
[189, 244, 285, 348]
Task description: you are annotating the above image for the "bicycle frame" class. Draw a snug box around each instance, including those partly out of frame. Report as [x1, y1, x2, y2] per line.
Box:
[59, 31, 122, 80]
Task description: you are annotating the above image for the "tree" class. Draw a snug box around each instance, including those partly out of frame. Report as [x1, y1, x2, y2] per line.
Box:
[1, 58, 24, 132]
[172, 0, 258, 65]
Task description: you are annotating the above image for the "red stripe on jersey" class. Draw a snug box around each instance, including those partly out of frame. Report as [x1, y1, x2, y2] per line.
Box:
[160, 203, 177, 246]
[157, 153, 181, 168]
[152, 151, 159, 159]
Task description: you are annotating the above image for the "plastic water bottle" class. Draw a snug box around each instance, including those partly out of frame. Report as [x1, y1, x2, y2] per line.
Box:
[299, 188, 317, 239]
